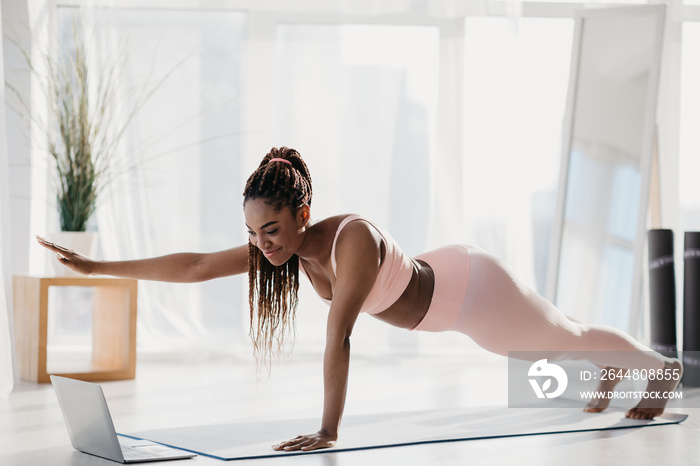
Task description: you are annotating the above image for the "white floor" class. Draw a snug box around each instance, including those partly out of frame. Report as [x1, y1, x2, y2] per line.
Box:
[1, 350, 698, 466]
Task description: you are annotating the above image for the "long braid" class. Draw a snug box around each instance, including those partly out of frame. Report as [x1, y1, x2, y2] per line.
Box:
[243, 147, 312, 368]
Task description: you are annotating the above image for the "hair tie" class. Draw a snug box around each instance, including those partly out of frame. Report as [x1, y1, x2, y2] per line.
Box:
[269, 158, 292, 166]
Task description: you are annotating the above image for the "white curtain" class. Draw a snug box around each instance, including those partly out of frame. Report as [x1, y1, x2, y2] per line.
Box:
[271, 23, 440, 353]
[80, 8, 250, 354]
[0, 2, 16, 398]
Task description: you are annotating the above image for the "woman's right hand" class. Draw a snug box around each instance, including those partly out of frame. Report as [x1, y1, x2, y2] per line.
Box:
[36, 235, 97, 275]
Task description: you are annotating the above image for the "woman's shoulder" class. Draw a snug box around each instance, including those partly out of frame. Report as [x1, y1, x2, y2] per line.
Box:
[302, 214, 378, 271]
[313, 213, 365, 231]
[326, 214, 385, 249]
[309, 214, 377, 243]
[323, 213, 364, 223]
[325, 215, 384, 271]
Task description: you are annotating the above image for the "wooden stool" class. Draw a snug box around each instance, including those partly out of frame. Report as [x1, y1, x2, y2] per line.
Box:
[13, 275, 138, 383]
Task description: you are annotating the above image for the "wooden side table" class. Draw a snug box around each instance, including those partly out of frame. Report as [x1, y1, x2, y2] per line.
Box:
[13, 275, 138, 383]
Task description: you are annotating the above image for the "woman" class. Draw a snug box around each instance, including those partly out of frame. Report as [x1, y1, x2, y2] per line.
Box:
[37, 146, 682, 452]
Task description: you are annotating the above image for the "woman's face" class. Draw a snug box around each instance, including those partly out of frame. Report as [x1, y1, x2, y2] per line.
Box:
[244, 198, 307, 266]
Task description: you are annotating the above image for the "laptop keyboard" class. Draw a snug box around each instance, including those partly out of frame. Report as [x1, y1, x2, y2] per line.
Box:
[122, 445, 162, 460]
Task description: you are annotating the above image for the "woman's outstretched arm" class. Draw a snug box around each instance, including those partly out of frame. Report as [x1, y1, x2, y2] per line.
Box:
[36, 236, 248, 282]
[272, 220, 383, 452]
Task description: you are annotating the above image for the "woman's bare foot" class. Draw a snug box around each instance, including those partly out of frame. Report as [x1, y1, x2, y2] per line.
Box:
[583, 367, 623, 413]
[625, 359, 683, 420]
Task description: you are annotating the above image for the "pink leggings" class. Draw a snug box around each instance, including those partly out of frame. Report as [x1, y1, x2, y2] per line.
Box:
[413, 245, 665, 371]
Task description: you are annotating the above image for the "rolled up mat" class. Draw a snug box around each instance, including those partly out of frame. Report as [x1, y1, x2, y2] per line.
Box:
[648, 229, 678, 358]
[683, 231, 700, 386]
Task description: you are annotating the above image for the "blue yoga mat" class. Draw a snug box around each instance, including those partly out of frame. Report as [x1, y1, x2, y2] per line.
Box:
[121, 406, 687, 461]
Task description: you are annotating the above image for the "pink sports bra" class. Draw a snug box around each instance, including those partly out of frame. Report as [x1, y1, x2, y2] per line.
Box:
[298, 215, 414, 315]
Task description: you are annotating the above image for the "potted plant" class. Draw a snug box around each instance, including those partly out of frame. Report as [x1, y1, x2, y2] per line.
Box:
[6, 14, 179, 273]
[46, 23, 101, 266]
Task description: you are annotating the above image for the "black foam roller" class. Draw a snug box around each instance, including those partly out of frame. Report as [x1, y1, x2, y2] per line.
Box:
[648, 229, 677, 358]
[683, 232, 700, 386]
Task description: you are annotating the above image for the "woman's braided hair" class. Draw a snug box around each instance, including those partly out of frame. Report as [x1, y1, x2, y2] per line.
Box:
[243, 147, 313, 367]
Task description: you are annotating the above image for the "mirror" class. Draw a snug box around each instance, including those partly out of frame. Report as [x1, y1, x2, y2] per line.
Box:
[547, 5, 666, 334]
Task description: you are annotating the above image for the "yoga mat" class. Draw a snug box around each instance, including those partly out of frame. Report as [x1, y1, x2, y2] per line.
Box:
[121, 405, 687, 461]
[648, 229, 678, 358]
[683, 231, 700, 386]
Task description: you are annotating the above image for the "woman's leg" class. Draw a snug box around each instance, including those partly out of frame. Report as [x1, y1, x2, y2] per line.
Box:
[448, 248, 681, 419]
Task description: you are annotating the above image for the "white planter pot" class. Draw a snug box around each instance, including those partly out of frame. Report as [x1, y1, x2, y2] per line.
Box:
[48, 231, 98, 276]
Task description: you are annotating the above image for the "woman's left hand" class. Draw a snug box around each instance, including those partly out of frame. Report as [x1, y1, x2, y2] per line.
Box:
[272, 430, 337, 452]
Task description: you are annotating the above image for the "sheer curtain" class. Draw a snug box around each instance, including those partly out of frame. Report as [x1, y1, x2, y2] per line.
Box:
[79, 8, 250, 354]
[0, 3, 15, 397]
[272, 23, 440, 353]
[462, 17, 573, 295]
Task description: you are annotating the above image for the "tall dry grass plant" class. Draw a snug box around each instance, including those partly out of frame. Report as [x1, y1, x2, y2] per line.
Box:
[5, 13, 181, 231]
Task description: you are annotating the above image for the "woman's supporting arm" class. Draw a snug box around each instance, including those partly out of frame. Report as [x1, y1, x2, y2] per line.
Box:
[273, 220, 383, 452]
[36, 236, 248, 282]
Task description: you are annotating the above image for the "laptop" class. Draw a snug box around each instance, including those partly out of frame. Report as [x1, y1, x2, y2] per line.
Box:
[51, 375, 196, 463]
